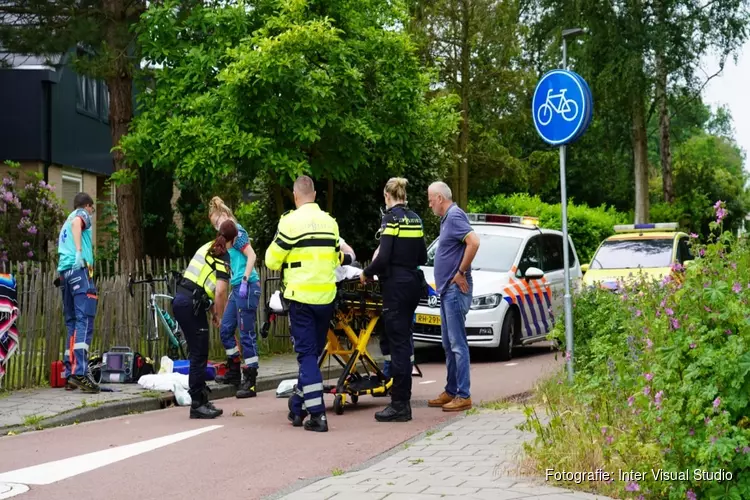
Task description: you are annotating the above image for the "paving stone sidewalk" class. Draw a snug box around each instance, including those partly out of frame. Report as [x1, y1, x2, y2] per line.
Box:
[280, 409, 614, 500]
[0, 344, 378, 432]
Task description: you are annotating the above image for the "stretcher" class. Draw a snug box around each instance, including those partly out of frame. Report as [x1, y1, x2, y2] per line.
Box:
[261, 273, 392, 415]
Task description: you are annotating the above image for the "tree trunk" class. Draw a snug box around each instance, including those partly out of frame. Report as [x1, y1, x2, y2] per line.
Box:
[656, 56, 674, 204]
[326, 177, 334, 214]
[457, 0, 471, 210]
[104, 0, 143, 263]
[632, 96, 650, 224]
[272, 183, 285, 218]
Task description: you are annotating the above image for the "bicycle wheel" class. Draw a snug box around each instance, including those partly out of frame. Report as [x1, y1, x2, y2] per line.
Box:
[537, 103, 553, 126]
[562, 99, 579, 122]
[146, 310, 159, 363]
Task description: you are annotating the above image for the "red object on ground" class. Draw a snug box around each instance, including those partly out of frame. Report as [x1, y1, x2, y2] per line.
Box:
[215, 362, 227, 378]
[50, 360, 65, 388]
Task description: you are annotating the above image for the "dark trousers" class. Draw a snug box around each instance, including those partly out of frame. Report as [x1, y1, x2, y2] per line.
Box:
[172, 292, 209, 401]
[381, 270, 422, 402]
[288, 300, 335, 416]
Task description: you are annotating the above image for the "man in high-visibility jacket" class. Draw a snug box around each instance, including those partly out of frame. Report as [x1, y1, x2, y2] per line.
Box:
[265, 175, 351, 432]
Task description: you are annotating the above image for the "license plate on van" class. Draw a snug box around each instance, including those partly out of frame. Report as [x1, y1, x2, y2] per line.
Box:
[415, 314, 441, 326]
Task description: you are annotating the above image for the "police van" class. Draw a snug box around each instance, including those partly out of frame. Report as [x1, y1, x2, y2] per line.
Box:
[412, 214, 583, 361]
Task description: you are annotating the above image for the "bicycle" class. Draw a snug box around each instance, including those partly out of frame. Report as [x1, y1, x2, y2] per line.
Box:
[128, 271, 188, 363]
[537, 87, 579, 126]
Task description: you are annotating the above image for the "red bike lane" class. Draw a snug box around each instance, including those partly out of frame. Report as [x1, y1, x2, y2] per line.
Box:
[0, 348, 560, 500]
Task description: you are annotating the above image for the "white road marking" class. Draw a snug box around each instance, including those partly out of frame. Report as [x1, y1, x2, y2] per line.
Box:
[0, 425, 222, 486]
[504, 363, 518, 367]
[419, 380, 436, 385]
[0, 482, 28, 499]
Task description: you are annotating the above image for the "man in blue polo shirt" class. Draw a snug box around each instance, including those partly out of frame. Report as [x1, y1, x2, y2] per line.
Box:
[57, 192, 99, 393]
[426, 181, 480, 412]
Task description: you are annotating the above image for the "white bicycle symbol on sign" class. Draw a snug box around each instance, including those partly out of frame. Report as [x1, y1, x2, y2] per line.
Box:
[537, 88, 579, 126]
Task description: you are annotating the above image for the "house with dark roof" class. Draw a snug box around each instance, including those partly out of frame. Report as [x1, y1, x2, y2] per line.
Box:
[0, 50, 115, 244]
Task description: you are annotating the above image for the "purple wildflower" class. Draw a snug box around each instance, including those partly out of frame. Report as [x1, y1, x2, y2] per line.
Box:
[687, 490, 697, 500]
[689, 429, 695, 436]
[2, 192, 12, 203]
[713, 397, 721, 409]
[733, 282, 742, 293]
[655, 391, 664, 406]
[743, 447, 750, 454]
[635, 309, 642, 317]
[704, 306, 712, 312]
[690, 233, 698, 239]
[690, 342, 696, 349]
[2, 177, 13, 186]
[665, 308, 674, 316]
[671, 318, 680, 330]
[699, 248, 706, 257]
[28, 225, 37, 235]
[628, 396, 635, 407]
[731, 262, 738, 270]
[726, 329, 733, 336]
[643, 386, 651, 396]
[606, 435, 614, 444]
[625, 482, 640, 492]
[22, 241, 29, 248]
[645, 338, 653, 349]
[644, 373, 653, 381]
[21, 209, 31, 216]
[601, 426, 608, 435]
[705, 417, 711, 425]
[26, 251, 33, 259]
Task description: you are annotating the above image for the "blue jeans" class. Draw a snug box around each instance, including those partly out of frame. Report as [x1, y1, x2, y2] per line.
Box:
[60, 267, 97, 378]
[440, 279, 473, 399]
[219, 281, 261, 368]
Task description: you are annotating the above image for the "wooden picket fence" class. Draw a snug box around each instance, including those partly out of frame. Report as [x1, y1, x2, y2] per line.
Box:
[0, 258, 292, 390]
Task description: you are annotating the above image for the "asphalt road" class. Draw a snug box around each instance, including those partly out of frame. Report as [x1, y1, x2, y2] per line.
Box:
[0, 345, 561, 500]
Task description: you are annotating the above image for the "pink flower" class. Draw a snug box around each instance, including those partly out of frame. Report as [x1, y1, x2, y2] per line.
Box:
[21, 209, 31, 216]
[644, 373, 653, 381]
[635, 309, 642, 317]
[671, 318, 680, 330]
[26, 251, 33, 258]
[690, 342, 696, 349]
[22, 241, 29, 248]
[2, 192, 12, 203]
[28, 226, 37, 235]
[643, 386, 651, 396]
[645, 338, 653, 349]
[601, 426, 608, 435]
[713, 397, 721, 409]
[690, 233, 698, 239]
[665, 308, 674, 316]
[733, 282, 742, 293]
[628, 396, 635, 406]
[687, 490, 697, 500]
[606, 435, 614, 444]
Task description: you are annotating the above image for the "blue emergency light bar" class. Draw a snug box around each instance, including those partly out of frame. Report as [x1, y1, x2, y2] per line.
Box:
[614, 222, 678, 233]
[468, 213, 540, 226]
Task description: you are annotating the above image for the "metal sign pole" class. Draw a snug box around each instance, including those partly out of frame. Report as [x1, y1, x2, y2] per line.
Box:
[560, 36, 574, 382]
[531, 27, 589, 384]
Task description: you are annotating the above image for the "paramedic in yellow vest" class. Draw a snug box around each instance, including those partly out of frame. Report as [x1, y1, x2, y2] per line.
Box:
[265, 175, 352, 433]
[172, 220, 237, 419]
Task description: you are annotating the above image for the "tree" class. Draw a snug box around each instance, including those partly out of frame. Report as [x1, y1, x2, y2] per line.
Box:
[0, 0, 150, 262]
[121, 0, 459, 219]
[405, 0, 532, 209]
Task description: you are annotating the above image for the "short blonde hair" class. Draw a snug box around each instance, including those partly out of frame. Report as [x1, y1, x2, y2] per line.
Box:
[384, 177, 408, 202]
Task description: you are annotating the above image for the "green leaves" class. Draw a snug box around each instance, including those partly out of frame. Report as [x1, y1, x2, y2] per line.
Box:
[121, 0, 459, 198]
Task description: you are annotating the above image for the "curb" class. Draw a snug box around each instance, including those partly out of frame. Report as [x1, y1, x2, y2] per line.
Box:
[0, 364, 356, 437]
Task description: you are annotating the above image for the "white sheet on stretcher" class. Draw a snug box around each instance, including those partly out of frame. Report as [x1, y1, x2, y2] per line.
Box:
[269, 265, 373, 313]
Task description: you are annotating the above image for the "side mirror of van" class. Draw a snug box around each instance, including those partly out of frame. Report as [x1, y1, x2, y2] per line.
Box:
[524, 267, 545, 280]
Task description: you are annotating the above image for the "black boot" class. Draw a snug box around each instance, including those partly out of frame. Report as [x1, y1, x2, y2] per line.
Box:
[287, 394, 308, 427]
[190, 388, 223, 419]
[303, 412, 328, 432]
[236, 367, 257, 398]
[214, 358, 241, 387]
[375, 400, 412, 422]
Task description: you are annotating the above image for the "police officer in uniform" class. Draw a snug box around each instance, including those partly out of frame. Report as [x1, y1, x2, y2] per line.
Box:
[265, 175, 352, 433]
[172, 220, 237, 419]
[361, 177, 427, 422]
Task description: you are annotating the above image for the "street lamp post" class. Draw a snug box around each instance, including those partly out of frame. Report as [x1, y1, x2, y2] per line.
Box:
[559, 27, 583, 383]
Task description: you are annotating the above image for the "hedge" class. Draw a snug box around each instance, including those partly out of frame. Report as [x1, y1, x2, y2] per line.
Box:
[468, 193, 629, 263]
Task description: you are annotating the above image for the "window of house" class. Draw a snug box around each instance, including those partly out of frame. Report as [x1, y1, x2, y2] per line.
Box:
[61, 173, 83, 212]
[100, 82, 110, 122]
[76, 74, 98, 116]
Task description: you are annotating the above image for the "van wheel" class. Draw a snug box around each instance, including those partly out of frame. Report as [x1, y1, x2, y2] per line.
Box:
[497, 309, 515, 361]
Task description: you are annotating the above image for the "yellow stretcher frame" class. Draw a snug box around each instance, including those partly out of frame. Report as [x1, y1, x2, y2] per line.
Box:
[320, 279, 392, 415]
[260, 276, 393, 415]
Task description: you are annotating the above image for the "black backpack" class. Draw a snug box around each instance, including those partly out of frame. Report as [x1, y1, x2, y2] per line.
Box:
[131, 353, 155, 382]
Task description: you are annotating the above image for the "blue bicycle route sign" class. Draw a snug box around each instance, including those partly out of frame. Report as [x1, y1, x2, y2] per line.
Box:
[532, 69, 593, 146]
